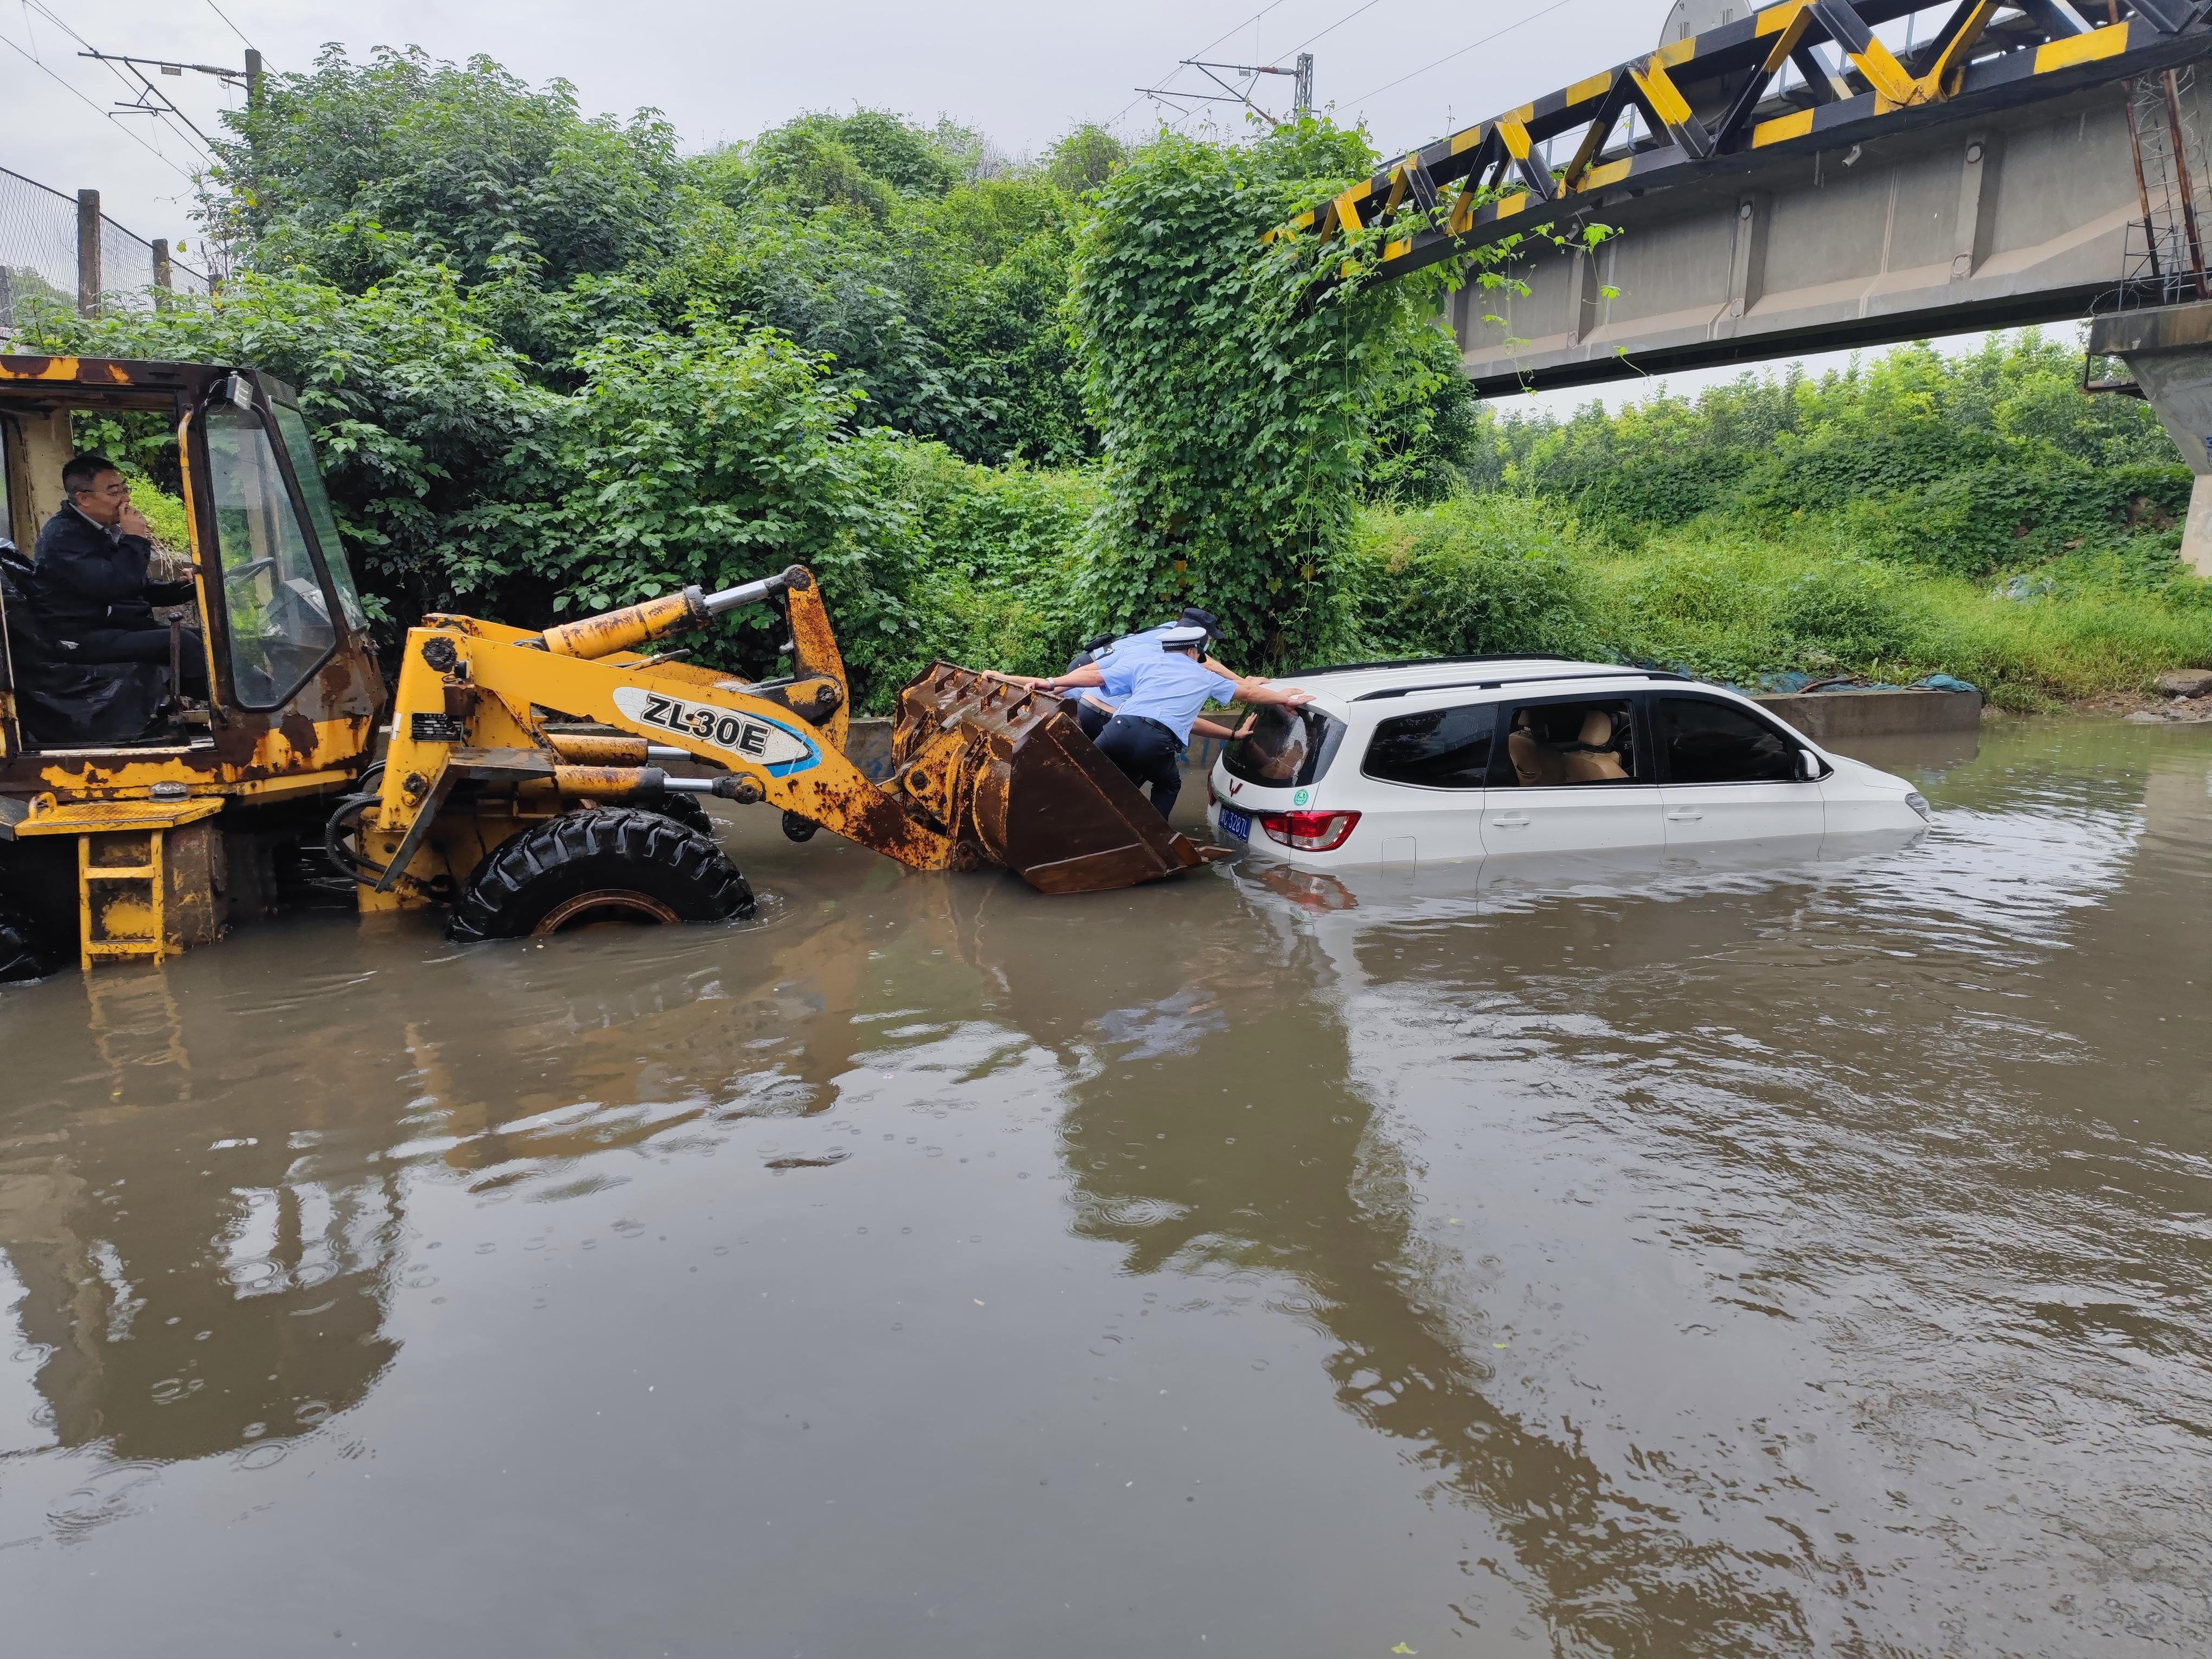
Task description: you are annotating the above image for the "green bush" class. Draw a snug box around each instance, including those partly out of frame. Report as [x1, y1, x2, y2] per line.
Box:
[1480, 332, 2194, 578]
[1336, 496, 1610, 664]
[1772, 561, 1911, 663]
[1596, 520, 2212, 708]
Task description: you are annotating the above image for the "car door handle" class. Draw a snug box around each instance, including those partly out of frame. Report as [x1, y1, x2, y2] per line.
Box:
[1665, 809, 1703, 822]
[1490, 814, 1531, 829]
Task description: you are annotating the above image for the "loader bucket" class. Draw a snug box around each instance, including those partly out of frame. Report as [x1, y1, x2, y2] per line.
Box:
[892, 663, 1218, 895]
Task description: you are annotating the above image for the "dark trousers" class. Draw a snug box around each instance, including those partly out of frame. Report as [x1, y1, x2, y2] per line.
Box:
[72, 626, 207, 696]
[1096, 714, 1184, 820]
[1075, 698, 1111, 741]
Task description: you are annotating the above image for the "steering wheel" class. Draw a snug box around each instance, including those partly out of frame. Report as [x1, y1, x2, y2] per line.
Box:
[223, 556, 279, 587]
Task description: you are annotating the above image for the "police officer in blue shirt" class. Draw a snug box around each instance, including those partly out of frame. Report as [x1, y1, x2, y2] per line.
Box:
[1021, 625, 1313, 820]
[1072, 606, 1224, 740]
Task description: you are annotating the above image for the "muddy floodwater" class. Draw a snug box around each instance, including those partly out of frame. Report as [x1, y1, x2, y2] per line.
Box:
[2, 717, 2208, 1657]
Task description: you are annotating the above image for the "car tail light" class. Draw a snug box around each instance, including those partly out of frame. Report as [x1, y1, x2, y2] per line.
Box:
[1258, 809, 1360, 852]
[1206, 779, 1218, 807]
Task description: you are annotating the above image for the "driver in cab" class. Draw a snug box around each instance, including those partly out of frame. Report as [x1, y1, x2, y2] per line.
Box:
[31, 452, 205, 696]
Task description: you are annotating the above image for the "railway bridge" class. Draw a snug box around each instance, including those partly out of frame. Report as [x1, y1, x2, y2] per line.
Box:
[1291, 0, 2212, 568]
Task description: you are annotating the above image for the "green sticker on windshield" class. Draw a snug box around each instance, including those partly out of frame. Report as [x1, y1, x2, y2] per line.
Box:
[1294, 788, 1310, 806]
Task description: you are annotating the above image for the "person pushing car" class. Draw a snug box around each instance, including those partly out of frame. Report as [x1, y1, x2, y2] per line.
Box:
[1014, 624, 1313, 821]
[1066, 606, 1225, 741]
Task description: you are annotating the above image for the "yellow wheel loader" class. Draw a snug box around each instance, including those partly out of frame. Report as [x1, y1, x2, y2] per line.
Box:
[0, 355, 1218, 977]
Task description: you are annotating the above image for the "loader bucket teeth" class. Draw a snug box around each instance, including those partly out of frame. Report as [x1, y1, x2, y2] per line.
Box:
[892, 663, 1210, 895]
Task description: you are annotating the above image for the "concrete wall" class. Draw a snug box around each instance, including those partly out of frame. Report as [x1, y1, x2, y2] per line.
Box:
[1756, 689, 1983, 742]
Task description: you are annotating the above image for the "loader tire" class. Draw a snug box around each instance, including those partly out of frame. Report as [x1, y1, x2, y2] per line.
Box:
[0, 908, 60, 983]
[446, 807, 755, 944]
[641, 793, 716, 838]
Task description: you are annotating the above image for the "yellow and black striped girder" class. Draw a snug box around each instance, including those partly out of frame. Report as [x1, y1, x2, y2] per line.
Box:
[1280, 0, 2212, 282]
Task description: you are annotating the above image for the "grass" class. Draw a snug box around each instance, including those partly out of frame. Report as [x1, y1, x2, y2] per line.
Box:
[1326, 496, 2212, 712]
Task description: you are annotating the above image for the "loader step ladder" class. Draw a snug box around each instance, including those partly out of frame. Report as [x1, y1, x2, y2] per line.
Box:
[0, 795, 224, 972]
[78, 827, 170, 968]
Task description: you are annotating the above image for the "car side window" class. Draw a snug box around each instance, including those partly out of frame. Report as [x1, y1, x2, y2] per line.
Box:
[1362, 703, 1494, 788]
[1499, 698, 1638, 787]
[1655, 695, 1797, 784]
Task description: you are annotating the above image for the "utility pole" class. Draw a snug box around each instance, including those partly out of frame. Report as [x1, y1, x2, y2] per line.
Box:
[246, 49, 262, 106]
[1295, 53, 1313, 118]
[76, 190, 101, 318]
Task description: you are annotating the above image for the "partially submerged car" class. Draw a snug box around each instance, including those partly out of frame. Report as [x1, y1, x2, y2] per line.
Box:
[1206, 657, 1930, 866]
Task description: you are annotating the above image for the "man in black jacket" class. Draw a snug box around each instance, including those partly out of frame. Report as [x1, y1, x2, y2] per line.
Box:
[32, 452, 204, 695]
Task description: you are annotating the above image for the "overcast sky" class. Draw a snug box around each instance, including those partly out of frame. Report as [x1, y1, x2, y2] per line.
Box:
[0, 0, 1699, 247]
[3, 0, 1994, 411]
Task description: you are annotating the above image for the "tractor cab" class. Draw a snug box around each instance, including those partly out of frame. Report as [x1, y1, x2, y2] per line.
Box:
[0, 357, 385, 973]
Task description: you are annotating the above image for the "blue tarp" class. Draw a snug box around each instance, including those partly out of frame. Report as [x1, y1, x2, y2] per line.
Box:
[1738, 670, 1979, 696]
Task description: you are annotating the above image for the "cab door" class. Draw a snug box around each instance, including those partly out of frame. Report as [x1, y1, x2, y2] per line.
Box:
[1650, 692, 1824, 847]
[1482, 693, 1663, 854]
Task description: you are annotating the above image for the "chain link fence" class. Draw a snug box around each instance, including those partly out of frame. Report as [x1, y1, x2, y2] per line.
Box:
[0, 165, 210, 333]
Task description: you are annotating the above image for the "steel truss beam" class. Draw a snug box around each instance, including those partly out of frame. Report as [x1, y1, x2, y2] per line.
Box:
[1281, 0, 2212, 281]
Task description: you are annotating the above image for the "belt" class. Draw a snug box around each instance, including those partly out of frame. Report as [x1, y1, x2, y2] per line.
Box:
[1117, 715, 1183, 749]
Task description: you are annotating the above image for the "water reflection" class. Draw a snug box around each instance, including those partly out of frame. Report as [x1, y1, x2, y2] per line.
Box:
[0, 972, 400, 1464]
[1032, 917, 1818, 1651]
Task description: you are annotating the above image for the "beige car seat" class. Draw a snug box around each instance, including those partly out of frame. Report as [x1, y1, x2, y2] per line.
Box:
[1508, 724, 1564, 786]
[1560, 709, 1629, 782]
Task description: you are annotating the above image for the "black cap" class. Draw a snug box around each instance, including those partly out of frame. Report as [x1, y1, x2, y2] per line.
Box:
[1178, 606, 1220, 639]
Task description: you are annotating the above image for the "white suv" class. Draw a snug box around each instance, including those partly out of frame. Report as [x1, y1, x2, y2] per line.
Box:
[1204, 657, 1930, 866]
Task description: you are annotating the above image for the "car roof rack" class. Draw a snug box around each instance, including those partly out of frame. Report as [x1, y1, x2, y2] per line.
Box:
[1294, 652, 1577, 677]
[1351, 667, 1692, 701]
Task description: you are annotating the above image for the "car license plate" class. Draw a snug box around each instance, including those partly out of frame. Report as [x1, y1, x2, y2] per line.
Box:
[1218, 807, 1251, 843]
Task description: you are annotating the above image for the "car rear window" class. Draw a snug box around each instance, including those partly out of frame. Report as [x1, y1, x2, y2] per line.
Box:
[1362, 703, 1494, 788]
[1222, 704, 1345, 789]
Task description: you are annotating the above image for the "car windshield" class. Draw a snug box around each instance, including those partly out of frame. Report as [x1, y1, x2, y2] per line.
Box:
[1222, 704, 1345, 789]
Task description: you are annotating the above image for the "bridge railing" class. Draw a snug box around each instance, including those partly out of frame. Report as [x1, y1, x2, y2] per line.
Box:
[1284, 0, 2212, 287]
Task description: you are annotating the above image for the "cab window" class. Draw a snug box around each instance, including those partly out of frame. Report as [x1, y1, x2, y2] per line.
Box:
[204, 402, 336, 709]
[269, 402, 365, 631]
[1654, 695, 1797, 783]
[1498, 698, 1638, 787]
[1362, 703, 1493, 788]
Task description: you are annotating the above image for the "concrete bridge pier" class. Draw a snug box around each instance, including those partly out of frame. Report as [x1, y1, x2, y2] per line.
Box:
[2088, 300, 2212, 577]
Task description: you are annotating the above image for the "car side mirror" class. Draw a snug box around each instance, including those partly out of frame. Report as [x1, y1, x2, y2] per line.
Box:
[1797, 748, 1822, 781]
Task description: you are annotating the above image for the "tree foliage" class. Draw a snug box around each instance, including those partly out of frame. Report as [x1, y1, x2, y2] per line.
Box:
[211, 46, 681, 291]
[1070, 119, 1559, 666]
[1470, 333, 2188, 576]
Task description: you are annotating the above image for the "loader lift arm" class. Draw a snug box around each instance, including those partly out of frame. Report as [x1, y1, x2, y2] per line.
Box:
[361, 566, 959, 896]
[340, 562, 1222, 940]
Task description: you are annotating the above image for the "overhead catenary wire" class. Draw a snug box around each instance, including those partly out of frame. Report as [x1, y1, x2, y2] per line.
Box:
[19, 0, 216, 169]
[0, 25, 195, 179]
[1284, 0, 1386, 56]
[199, 0, 256, 53]
[1344, 0, 1584, 111]
[1113, 0, 1293, 127]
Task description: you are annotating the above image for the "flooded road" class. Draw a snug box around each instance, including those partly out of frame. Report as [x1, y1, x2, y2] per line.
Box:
[2, 715, 2208, 1657]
